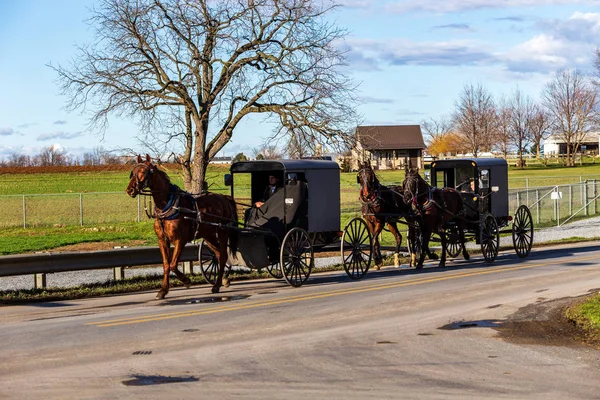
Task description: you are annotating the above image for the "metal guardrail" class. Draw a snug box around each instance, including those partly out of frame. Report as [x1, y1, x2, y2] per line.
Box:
[0, 245, 199, 280]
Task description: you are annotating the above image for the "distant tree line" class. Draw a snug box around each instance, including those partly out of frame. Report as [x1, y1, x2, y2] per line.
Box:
[423, 56, 600, 168]
[0, 146, 126, 167]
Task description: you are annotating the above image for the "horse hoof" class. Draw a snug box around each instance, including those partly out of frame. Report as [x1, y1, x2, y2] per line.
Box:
[211, 286, 221, 294]
[415, 265, 423, 270]
[183, 278, 192, 288]
[463, 254, 471, 261]
[429, 254, 439, 260]
[223, 278, 230, 288]
[156, 289, 168, 300]
[373, 264, 381, 271]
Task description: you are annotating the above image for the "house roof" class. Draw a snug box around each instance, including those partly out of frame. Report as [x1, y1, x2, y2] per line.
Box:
[356, 125, 425, 150]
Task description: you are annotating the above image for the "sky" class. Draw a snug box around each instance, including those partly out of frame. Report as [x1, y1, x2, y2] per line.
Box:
[1, 0, 600, 161]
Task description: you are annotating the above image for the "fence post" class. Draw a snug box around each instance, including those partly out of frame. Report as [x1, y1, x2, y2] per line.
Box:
[526, 178, 529, 205]
[80, 193, 84, 226]
[182, 261, 193, 275]
[113, 246, 127, 280]
[535, 189, 540, 225]
[593, 180, 597, 215]
[22, 195, 27, 228]
[557, 195, 560, 226]
[569, 185, 572, 217]
[34, 273, 46, 289]
[113, 267, 125, 281]
[584, 181, 589, 216]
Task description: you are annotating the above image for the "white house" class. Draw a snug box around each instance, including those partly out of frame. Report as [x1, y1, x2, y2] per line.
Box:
[543, 132, 600, 156]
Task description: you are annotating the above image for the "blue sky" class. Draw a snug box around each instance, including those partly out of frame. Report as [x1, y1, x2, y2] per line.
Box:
[1, 0, 600, 161]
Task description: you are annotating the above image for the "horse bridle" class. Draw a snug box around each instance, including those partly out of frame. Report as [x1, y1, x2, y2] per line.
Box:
[357, 167, 379, 204]
[403, 174, 428, 208]
[129, 163, 155, 195]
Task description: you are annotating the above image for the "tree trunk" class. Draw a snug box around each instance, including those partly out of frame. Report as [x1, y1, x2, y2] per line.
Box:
[191, 153, 209, 194]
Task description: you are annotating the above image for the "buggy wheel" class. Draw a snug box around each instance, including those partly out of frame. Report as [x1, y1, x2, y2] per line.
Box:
[512, 205, 534, 258]
[199, 239, 230, 285]
[408, 224, 423, 268]
[480, 214, 499, 263]
[341, 217, 372, 279]
[444, 224, 462, 258]
[280, 228, 314, 287]
[266, 262, 283, 279]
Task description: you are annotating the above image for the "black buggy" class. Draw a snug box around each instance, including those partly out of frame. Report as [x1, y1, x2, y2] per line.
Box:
[429, 158, 534, 262]
[198, 159, 342, 287]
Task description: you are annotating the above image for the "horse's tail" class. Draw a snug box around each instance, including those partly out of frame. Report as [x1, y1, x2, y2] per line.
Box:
[226, 196, 239, 255]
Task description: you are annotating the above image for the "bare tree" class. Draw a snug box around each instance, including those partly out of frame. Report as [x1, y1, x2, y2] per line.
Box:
[493, 95, 513, 158]
[542, 69, 599, 167]
[528, 104, 552, 159]
[6, 153, 34, 167]
[285, 128, 313, 159]
[52, 0, 358, 193]
[36, 145, 70, 166]
[253, 143, 283, 160]
[452, 83, 496, 157]
[508, 88, 534, 168]
[420, 116, 453, 146]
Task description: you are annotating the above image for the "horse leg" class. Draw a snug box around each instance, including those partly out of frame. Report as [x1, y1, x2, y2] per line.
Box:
[372, 221, 384, 270]
[459, 221, 470, 261]
[211, 229, 230, 294]
[386, 221, 403, 268]
[408, 224, 417, 268]
[416, 227, 428, 269]
[168, 240, 192, 289]
[156, 236, 171, 300]
[438, 226, 447, 268]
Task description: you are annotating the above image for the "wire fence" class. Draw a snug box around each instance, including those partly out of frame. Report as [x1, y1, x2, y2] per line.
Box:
[0, 181, 598, 229]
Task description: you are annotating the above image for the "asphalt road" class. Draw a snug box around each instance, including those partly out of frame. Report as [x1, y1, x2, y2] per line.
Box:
[2, 242, 600, 399]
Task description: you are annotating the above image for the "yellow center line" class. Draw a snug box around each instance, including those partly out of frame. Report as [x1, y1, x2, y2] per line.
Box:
[88, 253, 600, 328]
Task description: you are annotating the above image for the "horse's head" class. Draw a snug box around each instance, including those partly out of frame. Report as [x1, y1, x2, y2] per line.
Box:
[126, 154, 156, 197]
[402, 167, 424, 205]
[357, 161, 378, 200]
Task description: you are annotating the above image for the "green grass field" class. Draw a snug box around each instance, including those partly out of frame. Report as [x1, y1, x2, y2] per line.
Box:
[1, 160, 600, 255]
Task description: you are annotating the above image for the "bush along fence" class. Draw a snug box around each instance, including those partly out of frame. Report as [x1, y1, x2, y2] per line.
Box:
[0, 181, 598, 229]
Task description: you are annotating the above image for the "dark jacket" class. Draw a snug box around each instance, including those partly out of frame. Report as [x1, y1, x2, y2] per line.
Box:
[262, 185, 281, 202]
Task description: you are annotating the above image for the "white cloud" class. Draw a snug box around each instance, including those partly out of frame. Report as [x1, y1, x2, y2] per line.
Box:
[338, 0, 371, 9]
[37, 131, 84, 141]
[385, 0, 600, 14]
[345, 38, 495, 68]
[0, 128, 16, 136]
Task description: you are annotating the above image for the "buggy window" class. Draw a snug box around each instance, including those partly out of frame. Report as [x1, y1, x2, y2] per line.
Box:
[479, 169, 489, 189]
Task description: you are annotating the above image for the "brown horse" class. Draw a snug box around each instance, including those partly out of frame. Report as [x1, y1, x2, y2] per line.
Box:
[357, 162, 413, 269]
[402, 167, 469, 268]
[126, 154, 238, 299]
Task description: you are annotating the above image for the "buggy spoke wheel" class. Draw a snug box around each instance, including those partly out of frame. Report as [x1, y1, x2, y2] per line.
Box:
[512, 205, 534, 258]
[341, 217, 372, 280]
[408, 224, 423, 268]
[266, 262, 283, 279]
[480, 214, 499, 263]
[280, 228, 313, 287]
[444, 225, 461, 258]
[199, 239, 230, 285]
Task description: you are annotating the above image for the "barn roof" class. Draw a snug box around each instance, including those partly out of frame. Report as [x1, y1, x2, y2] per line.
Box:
[356, 125, 426, 150]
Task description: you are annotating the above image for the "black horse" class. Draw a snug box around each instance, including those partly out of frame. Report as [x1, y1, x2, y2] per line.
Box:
[402, 167, 469, 268]
[357, 162, 416, 268]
